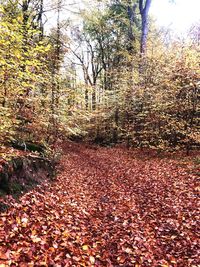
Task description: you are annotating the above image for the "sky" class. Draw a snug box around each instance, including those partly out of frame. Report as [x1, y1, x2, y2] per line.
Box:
[44, 0, 200, 36]
[150, 0, 200, 35]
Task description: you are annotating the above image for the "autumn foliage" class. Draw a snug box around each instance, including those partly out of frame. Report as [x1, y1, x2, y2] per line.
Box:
[0, 1, 199, 266]
[0, 143, 199, 266]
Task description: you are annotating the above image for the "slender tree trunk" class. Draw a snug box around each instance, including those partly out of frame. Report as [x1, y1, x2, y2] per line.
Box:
[55, 2, 61, 109]
[92, 87, 96, 110]
[127, 2, 137, 51]
[139, 0, 152, 55]
[2, 70, 8, 107]
[22, 0, 29, 73]
[38, 0, 44, 40]
[112, 107, 119, 143]
[50, 0, 62, 141]
[85, 87, 89, 109]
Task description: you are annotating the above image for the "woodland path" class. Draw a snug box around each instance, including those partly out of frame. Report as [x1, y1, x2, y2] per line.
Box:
[0, 142, 199, 266]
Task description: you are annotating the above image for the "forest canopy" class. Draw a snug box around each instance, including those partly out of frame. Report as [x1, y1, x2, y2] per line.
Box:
[0, 0, 199, 153]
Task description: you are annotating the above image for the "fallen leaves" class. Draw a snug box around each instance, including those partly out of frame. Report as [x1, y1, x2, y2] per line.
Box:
[0, 142, 199, 266]
[82, 245, 89, 251]
[89, 255, 95, 264]
[31, 236, 42, 243]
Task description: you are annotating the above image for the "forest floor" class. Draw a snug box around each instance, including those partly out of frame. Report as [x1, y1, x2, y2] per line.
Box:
[0, 142, 199, 267]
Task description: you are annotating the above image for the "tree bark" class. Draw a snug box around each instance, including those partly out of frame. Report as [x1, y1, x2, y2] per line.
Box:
[38, 0, 44, 40]
[139, 0, 152, 55]
[127, 2, 137, 49]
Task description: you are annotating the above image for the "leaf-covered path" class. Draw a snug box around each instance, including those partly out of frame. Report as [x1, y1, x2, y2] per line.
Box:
[0, 143, 199, 266]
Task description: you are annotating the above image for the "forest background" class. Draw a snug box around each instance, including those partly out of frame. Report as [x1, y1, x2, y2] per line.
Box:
[0, 0, 199, 155]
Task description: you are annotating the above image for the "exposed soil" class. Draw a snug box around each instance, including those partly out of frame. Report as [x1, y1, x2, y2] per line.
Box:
[0, 149, 55, 211]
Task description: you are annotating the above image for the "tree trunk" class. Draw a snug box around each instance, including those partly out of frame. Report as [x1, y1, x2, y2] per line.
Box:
[38, 0, 44, 40]
[92, 88, 96, 110]
[139, 0, 152, 55]
[127, 3, 137, 52]
[112, 107, 119, 143]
